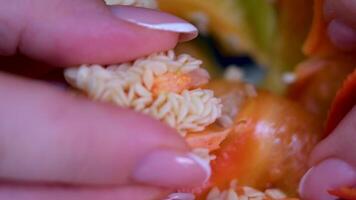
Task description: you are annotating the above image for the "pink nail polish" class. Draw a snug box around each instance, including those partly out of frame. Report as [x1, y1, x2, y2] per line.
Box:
[132, 149, 210, 188]
[299, 159, 356, 200]
[110, 6, 198, 42]
[298, 167, 314, 197]
[164, 193, 195, 200]
[327, 20, 356, 51]
[323, 0, 337, 21]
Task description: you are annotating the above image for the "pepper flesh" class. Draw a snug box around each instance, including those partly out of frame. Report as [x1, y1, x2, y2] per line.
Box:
[303, 0, 335, 57]
[208, 92, 322, 196]
[325, 69, 356, 136]
[191, 88, 323, 199]
[288, 58, 355, 122]
[329, 187, 356, 200]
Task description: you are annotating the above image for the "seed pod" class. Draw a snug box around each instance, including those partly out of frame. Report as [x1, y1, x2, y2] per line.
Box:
[65, 51, 222, 137]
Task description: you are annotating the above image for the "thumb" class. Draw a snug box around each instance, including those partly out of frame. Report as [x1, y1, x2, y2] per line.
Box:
[299, 106, 356, 199]
[0, 72, 208, 189]
[0, 0, 197, 65]
[324, 0, 356, 51]
[299, 159, 356, 200]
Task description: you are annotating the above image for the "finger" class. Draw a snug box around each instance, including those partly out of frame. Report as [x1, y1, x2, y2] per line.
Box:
[308, 106, 356, 167]
[327, 19, 356, 51]
[0, 185, 169, 200]
[298, 106, 356, 199]
[324, 0, 356, 28]
[324, 0, 356, 51]
[299, 159, 356, 200]
[0, 72, 209, 188]
[0, 0, 197, 65]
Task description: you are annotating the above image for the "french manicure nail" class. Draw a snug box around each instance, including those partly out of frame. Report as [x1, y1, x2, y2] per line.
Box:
[298, 159, 356, 200]
[164, 193, 195, 200]
[132, 149, 210, 188]
[110, 6, 198, 41]
[298, 167, 314, 197]
[328, 20, 356, 51]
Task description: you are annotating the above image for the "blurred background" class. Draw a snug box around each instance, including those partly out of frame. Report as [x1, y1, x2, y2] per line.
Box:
[132, 0, 315, 93]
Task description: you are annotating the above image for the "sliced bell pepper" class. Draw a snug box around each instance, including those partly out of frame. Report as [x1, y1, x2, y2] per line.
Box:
[325, 69, 356, 136]
[186, 124, 231, 152]
[157, 0, 276, 63]
[196, 91, 322, 198]
[288, 0, 356, 124]
[288, 58, 355, 122]
[329, 187, 356, 200]
[303, 0, 336, 57]
[264, 0, 313, 93]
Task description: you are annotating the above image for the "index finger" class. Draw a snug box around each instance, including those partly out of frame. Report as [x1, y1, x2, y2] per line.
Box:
[0, 0, 197, 66]
[0, 72, 208, 188]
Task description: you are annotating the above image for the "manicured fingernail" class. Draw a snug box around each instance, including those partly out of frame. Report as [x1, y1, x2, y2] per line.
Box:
[327, 20, 356, 51]
[299, 159, 356, 200]
[164, 193, 195, 200]
[323, 0, 336, 21]
[132, 149, 211, 188]
[298, 167, 314, 198]
[110, 6, 198, 42]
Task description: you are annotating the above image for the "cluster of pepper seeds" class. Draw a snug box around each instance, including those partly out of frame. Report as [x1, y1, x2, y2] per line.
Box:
[70, 1, 301, 200]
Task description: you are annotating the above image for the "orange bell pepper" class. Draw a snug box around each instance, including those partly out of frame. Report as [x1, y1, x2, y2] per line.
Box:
[329, 187, 356, 200]
[303, 1, 356, 197]
[303, 0, 336, 57]
[288, 58, 355, 122]
[198, 92, 322, 198]
[325, 69, 356, 136]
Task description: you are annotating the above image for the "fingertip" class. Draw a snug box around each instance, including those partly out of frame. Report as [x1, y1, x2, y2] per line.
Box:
[14, 1, 186, 66]
[109, 6, 198, 42]
[21, 15, 180, 66]
[0, 184, 170, 200]
[327, 20, 356, 52]
[299, 159, 356, 200]
[0, 73, 190, 185]
[307, 138, 335, 167]
[131, 149, 210, 188]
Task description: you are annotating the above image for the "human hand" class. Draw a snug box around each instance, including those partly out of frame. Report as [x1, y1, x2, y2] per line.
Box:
[0, 1, 209, 200]
[324, 0, 356, 51]
[298, 1, 356, 199]
[299, 105, 356, 200]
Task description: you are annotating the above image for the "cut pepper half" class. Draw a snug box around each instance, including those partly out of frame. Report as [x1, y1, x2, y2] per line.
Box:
[287, 58, 355, 121]
[329, 187, 356, 200]
[325, 69, 356, 136]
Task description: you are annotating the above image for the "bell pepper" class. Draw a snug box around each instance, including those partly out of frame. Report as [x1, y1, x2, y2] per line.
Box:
[157, 0, 276, 64]
[295, 0, 356, 197]
[193, 82, 323, 198]
[325, 69, 356, 136]
[287, 58, 355, 121]
[264, 0, 313, 93]
[328, 187, 356, 200]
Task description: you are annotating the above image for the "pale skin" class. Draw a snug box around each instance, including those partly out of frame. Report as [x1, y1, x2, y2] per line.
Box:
[0, 0, 205, 199]
[299, 0, 356, 200]
[0, 0, 355, 200]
